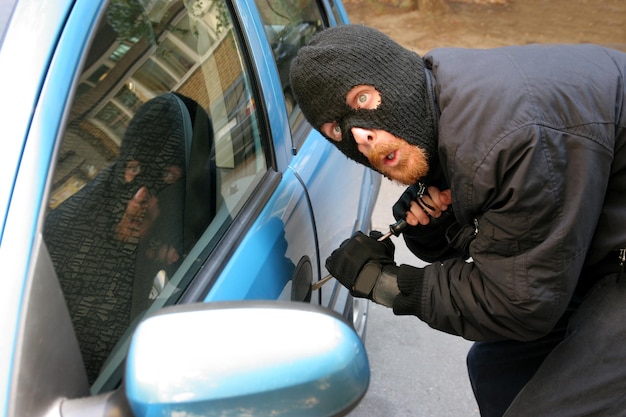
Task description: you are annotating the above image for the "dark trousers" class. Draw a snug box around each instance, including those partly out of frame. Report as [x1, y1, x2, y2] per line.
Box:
[467, 275, 626, 417]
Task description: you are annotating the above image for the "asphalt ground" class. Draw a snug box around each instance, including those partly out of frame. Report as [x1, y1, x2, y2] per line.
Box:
[349, 179, 480, 417]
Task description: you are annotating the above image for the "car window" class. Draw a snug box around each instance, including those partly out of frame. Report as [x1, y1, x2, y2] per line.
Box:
[254, 0, 326, 147]
[42, 0, 268, 389]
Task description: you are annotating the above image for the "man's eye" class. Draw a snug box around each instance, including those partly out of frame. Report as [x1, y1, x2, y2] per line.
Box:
[124, 161, 142, 182]
[163, 166, 183, 184]
[346, 85, 382, 110]
[321, 121, 342, 142]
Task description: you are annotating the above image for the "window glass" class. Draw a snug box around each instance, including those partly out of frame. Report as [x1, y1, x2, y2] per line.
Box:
[43, 0, 267, 390]
[254, 0, 326, 139]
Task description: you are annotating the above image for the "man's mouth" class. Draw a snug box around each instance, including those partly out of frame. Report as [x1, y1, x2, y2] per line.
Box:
[128, 216, 144, 230]
[383, 150, 398, 165]
[368, 142, 402, 173]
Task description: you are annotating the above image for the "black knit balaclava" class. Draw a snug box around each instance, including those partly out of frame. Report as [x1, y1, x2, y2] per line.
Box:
[289, 24, 437, 171]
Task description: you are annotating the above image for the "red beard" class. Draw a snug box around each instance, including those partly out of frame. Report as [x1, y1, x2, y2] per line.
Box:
[369, 141, 429, 185]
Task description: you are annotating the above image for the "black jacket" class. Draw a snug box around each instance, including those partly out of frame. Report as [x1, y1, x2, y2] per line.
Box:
[399, 44, 626, 342]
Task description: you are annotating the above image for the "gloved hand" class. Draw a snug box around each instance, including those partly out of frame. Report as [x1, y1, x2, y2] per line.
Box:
[392, 183, 462, 262]
[325, 231, 401, 307]
[392, 182, 425, 222]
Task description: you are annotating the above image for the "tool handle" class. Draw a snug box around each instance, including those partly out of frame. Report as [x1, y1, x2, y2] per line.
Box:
[377, 218, 408, 241]
[389, 218, 408, 236]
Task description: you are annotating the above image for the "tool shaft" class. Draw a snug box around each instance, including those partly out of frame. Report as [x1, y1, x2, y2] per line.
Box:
[312, 273, 333, 290]
[377, 230, 394, 241]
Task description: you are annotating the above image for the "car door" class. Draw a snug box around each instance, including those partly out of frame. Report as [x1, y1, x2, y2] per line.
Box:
[3, 0, 379, 413]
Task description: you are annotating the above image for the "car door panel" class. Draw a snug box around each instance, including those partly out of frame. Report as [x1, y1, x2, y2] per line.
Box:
[289, 130, 382, 312]
[204, 168, 317, 302]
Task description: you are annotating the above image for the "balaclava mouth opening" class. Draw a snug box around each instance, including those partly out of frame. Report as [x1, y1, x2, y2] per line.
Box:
[289, 24, 438, 173]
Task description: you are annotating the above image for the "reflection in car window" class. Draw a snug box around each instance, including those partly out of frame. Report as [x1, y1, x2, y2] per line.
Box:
[43, 0, 267, 388]
[254, 0, 325, 137]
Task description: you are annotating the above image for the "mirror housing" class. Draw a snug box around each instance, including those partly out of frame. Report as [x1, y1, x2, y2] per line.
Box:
[125, 301, 370, 417]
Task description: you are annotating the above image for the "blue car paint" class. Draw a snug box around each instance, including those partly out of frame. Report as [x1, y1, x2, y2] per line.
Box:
[233, 0, 292, 171]
[289, 131, 379, 310]
[205, 169, 316, 301]
[125, 303, 370, 417]
[332, 0, 351, 23]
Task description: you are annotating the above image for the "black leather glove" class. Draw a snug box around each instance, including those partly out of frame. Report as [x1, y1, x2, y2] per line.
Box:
[325, 231, 400, 307]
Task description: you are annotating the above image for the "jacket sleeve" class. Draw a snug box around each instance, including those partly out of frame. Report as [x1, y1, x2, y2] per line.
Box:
[394, 125, 614, 341]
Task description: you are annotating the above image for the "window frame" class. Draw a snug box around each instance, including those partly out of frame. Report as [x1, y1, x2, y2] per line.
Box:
[251, 0, 332, 154]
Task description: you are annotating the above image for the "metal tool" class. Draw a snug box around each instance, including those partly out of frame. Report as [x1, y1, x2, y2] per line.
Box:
[376, 218, 408, 241]
[311, 274, 334, 291]
[311, 218, 408, 291]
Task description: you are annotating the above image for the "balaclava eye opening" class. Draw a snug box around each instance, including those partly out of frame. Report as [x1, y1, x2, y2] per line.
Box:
[289, 24, 438, 173]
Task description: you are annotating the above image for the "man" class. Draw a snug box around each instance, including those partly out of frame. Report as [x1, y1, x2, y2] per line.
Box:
[289, 24, 626, 416]
[44, 93, 216, 383]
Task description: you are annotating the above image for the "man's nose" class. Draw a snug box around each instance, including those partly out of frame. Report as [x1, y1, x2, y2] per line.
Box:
[351, 127, 376, 154]
[132, 186, 152, 204]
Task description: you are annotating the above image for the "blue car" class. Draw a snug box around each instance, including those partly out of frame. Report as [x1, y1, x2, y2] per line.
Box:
[0, 0, 381, 416]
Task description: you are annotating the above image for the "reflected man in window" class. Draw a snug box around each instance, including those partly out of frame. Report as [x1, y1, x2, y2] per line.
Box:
[44, 93, 216, 383]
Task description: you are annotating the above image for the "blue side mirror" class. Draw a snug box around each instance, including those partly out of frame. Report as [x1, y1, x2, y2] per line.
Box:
[125, 301, 370, 417]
